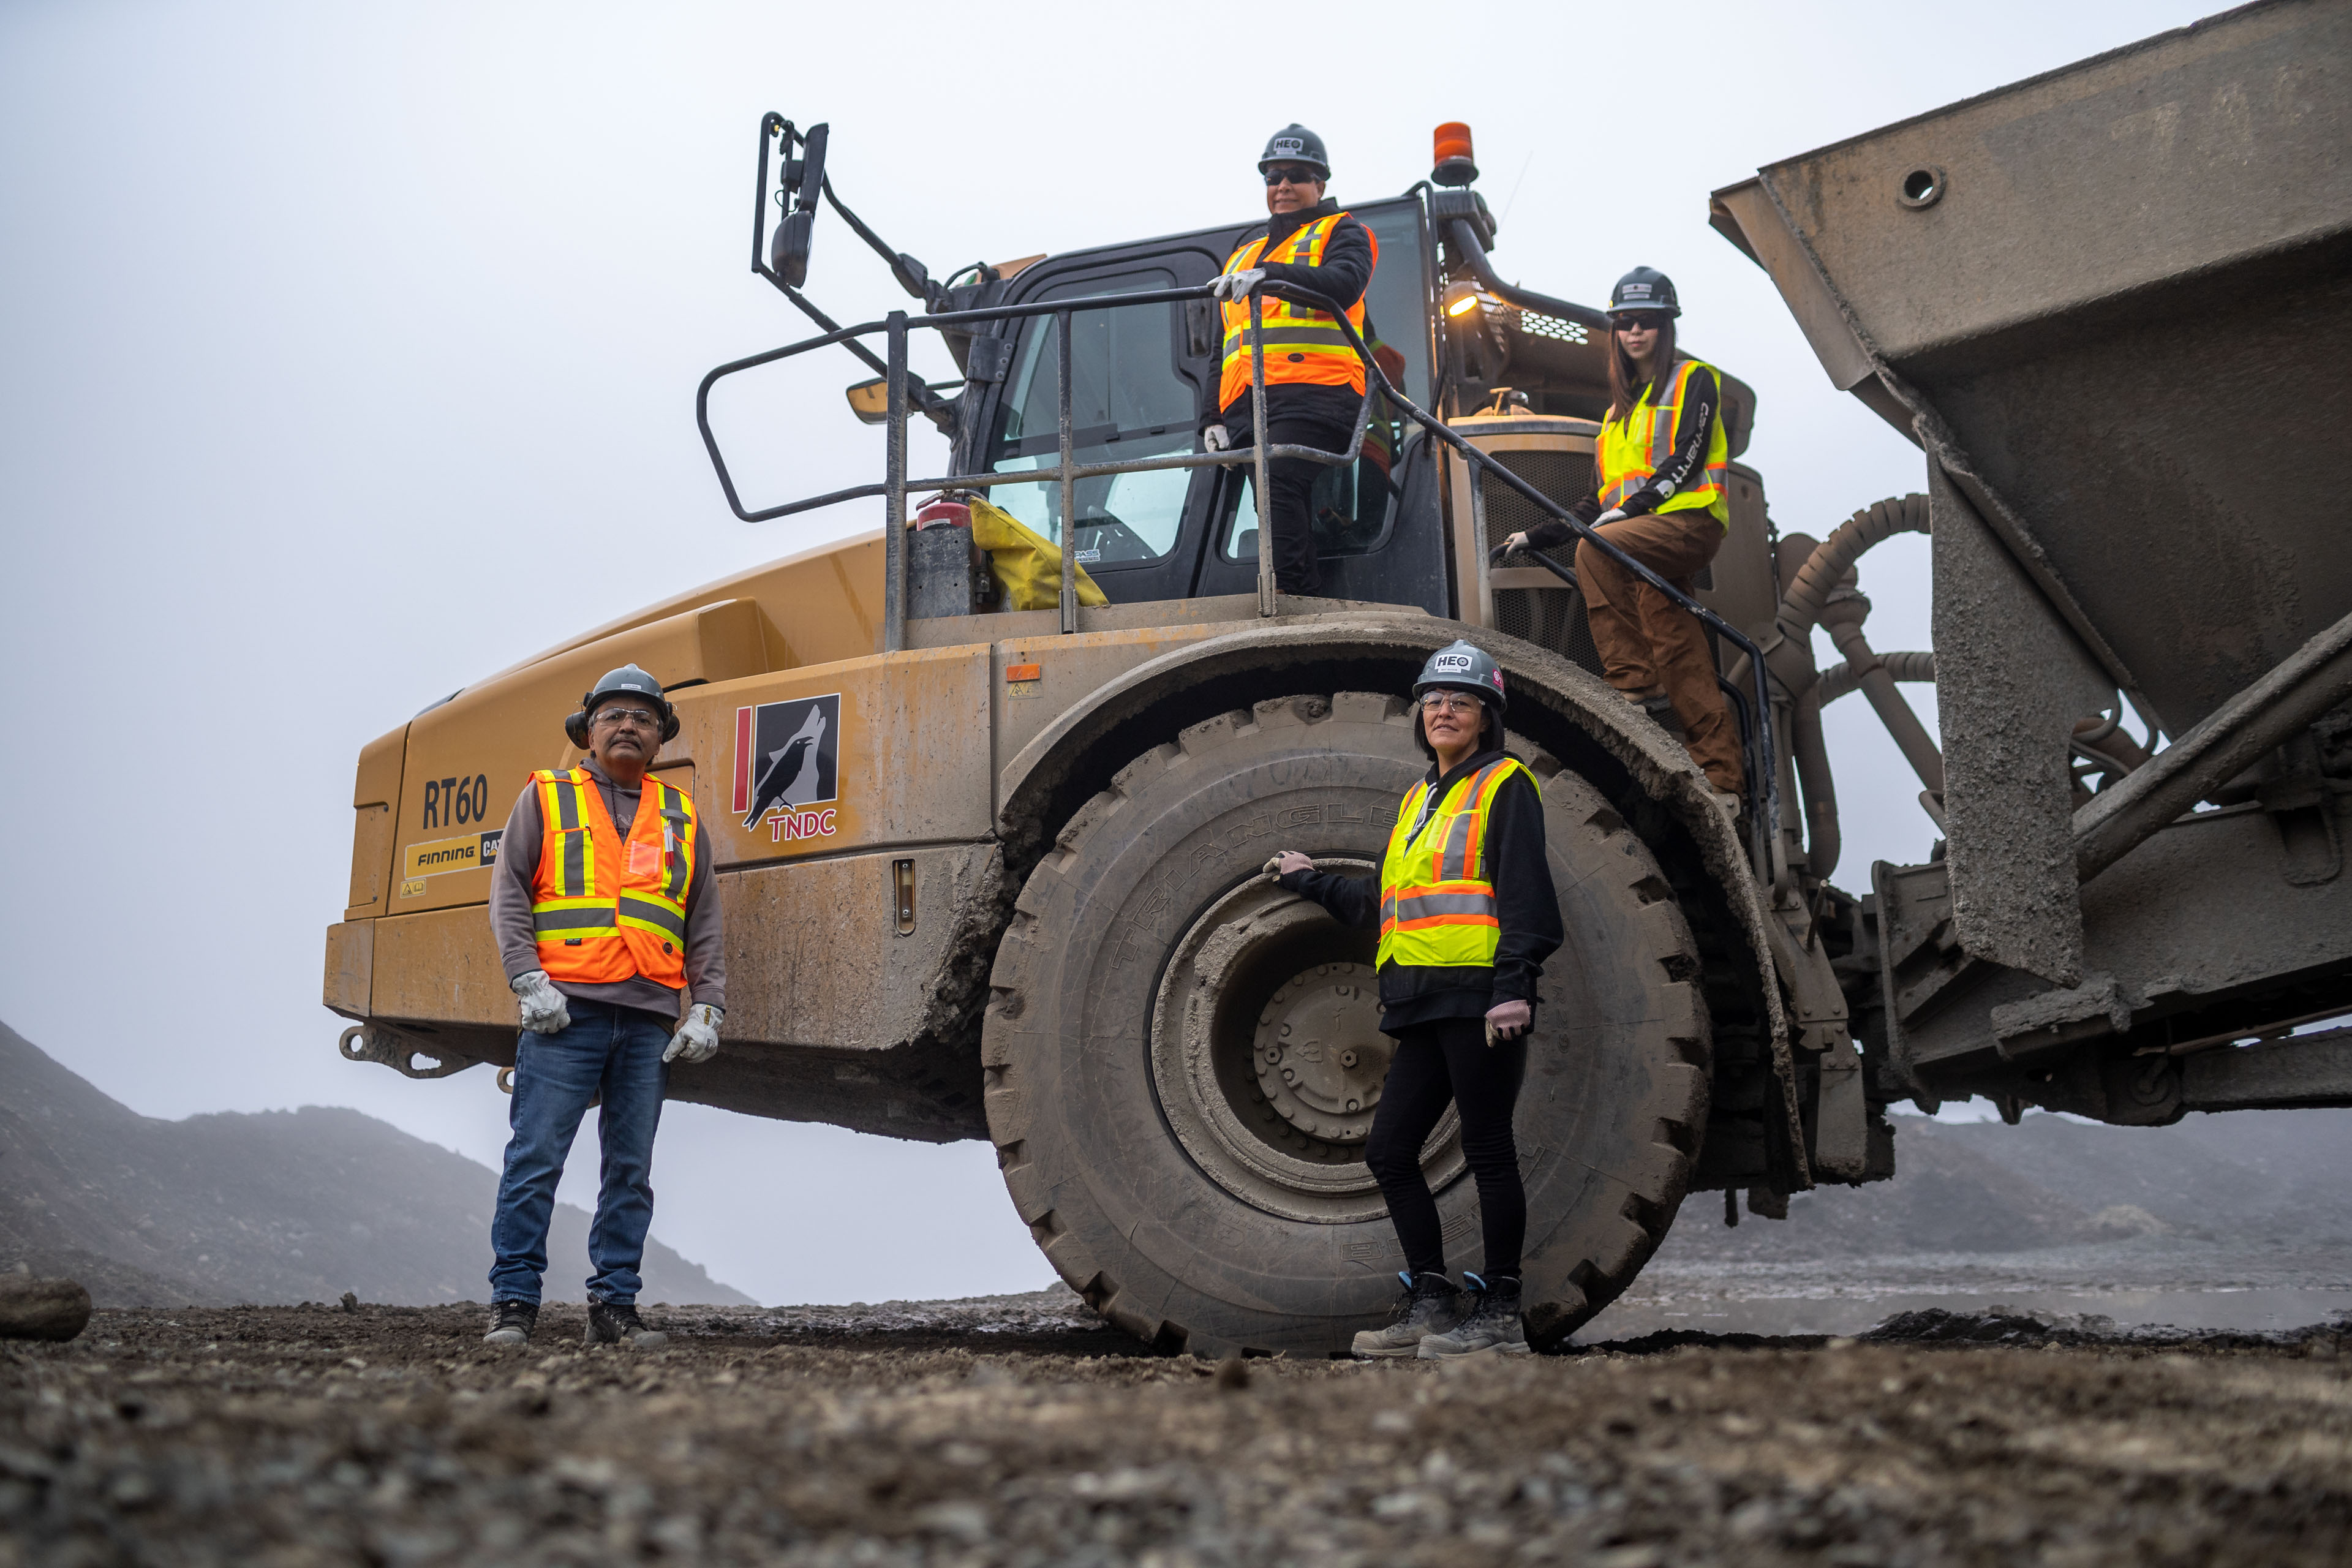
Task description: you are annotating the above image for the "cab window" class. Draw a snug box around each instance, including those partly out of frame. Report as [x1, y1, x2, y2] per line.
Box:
[986, 268, 1199, 567]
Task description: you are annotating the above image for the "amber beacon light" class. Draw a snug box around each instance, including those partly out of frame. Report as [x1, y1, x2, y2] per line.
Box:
[1432, 123, 1479, 187]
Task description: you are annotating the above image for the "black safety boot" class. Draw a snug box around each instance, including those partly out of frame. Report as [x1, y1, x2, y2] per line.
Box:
[482, 1299, 538, 1346]
[1419, 1273, 1530, 1359]
[1351, 1272, 1465, 1359]
[586, 1299, 668, 1348]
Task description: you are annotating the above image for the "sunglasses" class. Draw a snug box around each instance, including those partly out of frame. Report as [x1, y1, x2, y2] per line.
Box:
[1613, 313, 1670, 333]
[1263, 166, 1322, 187]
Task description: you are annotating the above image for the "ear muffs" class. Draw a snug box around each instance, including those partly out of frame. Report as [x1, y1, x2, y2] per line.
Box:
[564, 709, 592, 748]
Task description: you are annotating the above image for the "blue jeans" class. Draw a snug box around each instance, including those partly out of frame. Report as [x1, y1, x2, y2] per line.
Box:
[489, 998, 670, 1306]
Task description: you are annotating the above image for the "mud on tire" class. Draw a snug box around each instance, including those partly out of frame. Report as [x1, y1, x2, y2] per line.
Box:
[983, 692, 1709, 1355]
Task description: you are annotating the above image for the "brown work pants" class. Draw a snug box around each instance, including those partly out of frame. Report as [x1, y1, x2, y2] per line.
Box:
[1575, 509, 1746, 794]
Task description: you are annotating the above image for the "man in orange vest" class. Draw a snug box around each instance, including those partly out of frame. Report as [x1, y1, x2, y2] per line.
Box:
[480, 663, 726, 1349]
[1203, 124, 1378, 597]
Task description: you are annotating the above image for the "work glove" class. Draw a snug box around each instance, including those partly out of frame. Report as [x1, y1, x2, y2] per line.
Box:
[1489, 529, 1532, 565]
[1203, 424, 1232, 452]
[1485, 998, 1532, 1044]
[663, 1003, 723, 1065]
[1209, 268, 1266, 303]
[1264, 850, 1314, 882]
[1591, 507, 1627, 527]
[511, 970, 571, 1036]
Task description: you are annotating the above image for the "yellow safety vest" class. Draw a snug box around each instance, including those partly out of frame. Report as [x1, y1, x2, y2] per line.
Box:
[529, 767, 698, 989]
[1216, 211, 1380, 410]
[1597, 358, 1730, 527]
[1376, 757, 1534, 971]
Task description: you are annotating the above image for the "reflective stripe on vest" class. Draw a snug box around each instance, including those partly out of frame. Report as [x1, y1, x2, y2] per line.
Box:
[1216, 212, 1381, 410]
[527, 767, 699, 990]
[1597, 358, 1730, 526]
[1374, 757, 1534, 971]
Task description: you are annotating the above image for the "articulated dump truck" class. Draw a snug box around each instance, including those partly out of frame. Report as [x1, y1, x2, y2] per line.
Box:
[325, 0, 2352, 1355]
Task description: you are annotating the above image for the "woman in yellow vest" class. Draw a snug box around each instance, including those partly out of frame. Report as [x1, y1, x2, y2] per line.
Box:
[1502, 267, 1743, 805]
[1202, 123, 1377, 597]
[1269, 641, 1562, 1359]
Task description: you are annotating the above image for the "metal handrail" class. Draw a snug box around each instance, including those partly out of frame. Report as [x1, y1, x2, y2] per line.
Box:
[693, 277, 1781, 875]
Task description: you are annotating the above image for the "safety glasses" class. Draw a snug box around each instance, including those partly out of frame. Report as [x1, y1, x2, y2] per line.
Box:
[1262, 166, 1322, 187]
[1613, 313, 1670, 333]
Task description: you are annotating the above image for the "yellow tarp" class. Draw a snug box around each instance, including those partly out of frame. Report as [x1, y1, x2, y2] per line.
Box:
[966, 497, 1107, 612]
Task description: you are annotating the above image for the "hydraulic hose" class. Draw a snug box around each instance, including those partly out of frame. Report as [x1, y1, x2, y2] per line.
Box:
[1777, 494, 1931, 655]
[1819, 650, 1936, 707]
[1722, 494, 1933, 880]
[1790, 684, 1841, 882]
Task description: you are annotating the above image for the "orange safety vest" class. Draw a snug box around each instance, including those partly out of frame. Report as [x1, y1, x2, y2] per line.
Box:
[1597, 357, 1730, 527]
[1216, 212, 1380, 410]
[1375, 756, 1534, 971]
[527, 767, 699, 990]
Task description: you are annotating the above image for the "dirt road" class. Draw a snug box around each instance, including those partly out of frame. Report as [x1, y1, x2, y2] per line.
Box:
[6, 1292, 2351, 1566]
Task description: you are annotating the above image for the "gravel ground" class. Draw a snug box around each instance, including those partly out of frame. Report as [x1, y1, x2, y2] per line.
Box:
[7, 1291, 2352, 1566]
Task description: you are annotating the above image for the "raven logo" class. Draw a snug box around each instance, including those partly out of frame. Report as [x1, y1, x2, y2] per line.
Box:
[731, 693, 842, 831]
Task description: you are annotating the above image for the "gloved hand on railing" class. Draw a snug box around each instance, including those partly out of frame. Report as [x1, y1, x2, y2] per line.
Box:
[1204, 424, 1232, 452]
[1208, 268, 1266, 303]
[663, 1003, 723, 1065]
[1490, 530, 1532, 565]
[511, 971, 571, 1036]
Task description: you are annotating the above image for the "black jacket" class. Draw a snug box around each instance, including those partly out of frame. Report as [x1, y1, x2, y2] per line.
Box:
[1278, 747, 1563, 1032]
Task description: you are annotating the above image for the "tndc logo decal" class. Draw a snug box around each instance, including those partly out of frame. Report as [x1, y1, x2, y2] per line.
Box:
[733, 693, 842, 842]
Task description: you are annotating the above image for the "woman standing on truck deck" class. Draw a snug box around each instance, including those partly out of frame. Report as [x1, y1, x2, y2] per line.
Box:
[1501, 266, 1744, 812]
[1267, 640, 1562, 1358]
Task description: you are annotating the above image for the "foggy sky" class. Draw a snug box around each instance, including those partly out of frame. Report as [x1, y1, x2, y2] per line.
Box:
[0, 0, 2210, 1305]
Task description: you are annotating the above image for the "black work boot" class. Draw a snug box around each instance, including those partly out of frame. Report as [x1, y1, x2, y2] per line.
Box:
[482, 1299, 538, 1346]
[1351, 1272, 1465, 1359]
[586, 1299, 668, 1348]
[1419, 1273, 1530, 1359]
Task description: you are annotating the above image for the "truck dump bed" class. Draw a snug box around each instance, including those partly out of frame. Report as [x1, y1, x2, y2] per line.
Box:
[1713, 0, 2351, 736]
[1714, 0, 2352, 1112]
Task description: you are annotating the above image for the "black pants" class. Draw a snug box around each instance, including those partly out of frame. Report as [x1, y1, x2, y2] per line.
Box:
[1362, 1016, 1528, 1280]
[1222, 388, 1355, 596]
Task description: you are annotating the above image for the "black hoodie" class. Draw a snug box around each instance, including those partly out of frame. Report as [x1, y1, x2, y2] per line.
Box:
[1276, 746, 1563, 1032]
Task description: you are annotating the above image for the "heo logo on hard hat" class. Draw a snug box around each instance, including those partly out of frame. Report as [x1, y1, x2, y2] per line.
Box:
[1622, 282, 1654, 302]
[1433, 652, 1475, 673]
[1271, 137, 1305, 157]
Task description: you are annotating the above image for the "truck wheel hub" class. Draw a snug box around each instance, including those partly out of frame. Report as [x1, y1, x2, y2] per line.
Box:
[1149, 870, 1462, 1224]
[1253, 967, 1390, 1141]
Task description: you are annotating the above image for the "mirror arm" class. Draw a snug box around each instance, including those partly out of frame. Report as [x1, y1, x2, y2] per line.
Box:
[819, 176, 942, 310]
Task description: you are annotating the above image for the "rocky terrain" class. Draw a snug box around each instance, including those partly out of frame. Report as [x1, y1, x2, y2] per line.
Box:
[5, 1291, 2350, 1566]
[0, 1022, 748, 1308]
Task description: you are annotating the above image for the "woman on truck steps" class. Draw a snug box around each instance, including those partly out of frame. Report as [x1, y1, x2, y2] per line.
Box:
[1502, 266, 1744, 812]
[1267, 641, 1562, 1358]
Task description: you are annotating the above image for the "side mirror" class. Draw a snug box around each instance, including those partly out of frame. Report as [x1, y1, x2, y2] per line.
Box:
[843, 377, 889, 425]
[769, 121, 827, 289]
[772, 209, 815, 288]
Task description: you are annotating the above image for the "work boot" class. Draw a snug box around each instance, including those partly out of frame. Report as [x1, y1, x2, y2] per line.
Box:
[1351, 1272, 1464, 1359]
[586, 1300, 668, 1349]
[482, 1299, 538, 1346]
[1418, 1273, 1531, 1359]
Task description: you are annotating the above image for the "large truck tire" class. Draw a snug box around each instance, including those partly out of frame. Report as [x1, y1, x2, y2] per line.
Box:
[983, 692, 1709, 1355]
